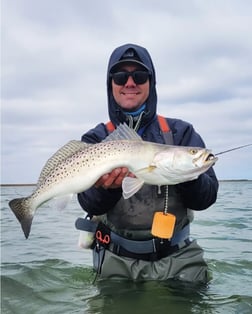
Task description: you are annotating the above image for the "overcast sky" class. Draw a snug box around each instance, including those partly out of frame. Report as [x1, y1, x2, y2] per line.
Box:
[2, 0, 252, 184]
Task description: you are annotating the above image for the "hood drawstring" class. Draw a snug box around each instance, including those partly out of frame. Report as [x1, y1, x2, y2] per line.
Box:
[123, 104, 146, 132]
[125, 110, 145, 132]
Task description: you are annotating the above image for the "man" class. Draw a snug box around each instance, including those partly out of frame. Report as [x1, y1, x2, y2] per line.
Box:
[77, 43, 218, 283]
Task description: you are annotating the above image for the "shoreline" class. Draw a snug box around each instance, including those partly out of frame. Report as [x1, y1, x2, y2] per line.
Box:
[1, 183, 36, 187]
[1, 179, 251, 187]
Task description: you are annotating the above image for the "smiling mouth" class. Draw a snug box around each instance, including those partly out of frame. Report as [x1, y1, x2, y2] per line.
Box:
[121, 92, 139, 95]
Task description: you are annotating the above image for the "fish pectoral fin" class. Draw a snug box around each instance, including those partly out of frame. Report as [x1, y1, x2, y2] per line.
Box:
[122, 177, 145, 199]
[121, 166, 156, 199]
[53, 194, 73, 210]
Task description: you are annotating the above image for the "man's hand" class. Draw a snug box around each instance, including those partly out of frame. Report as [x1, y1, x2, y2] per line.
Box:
[95, 167, 134, 189]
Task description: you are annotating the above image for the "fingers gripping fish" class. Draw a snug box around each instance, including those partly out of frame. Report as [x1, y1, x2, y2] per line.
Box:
[9, 124, 217, 239]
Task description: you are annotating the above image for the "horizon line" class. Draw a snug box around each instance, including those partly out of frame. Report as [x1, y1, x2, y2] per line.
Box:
[1, 179, 252, 187]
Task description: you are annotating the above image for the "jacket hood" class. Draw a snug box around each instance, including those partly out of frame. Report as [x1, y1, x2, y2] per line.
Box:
[106, 43, 157, 128]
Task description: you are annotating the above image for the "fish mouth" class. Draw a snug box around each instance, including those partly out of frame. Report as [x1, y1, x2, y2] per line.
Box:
[206, 153, 215, 161]
[193, 151, 218, 167]
[204, 152, 218, 165]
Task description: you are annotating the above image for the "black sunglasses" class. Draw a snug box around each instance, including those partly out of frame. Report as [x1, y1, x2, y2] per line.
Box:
[110, 70, 150, 85]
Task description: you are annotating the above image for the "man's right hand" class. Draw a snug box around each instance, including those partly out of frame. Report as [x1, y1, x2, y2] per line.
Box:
[95, 167, 134, 189]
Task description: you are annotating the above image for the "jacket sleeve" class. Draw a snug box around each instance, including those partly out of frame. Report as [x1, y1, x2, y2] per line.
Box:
[172, 119, 219, 210]
[176, 168, 218, 210]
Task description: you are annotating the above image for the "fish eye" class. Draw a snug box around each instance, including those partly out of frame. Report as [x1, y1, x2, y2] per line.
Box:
[189, 149, 198, 155]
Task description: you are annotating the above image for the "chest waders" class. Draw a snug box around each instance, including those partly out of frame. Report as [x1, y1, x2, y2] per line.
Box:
[76, 116, 208, 283]
[85, 118, 187, 265]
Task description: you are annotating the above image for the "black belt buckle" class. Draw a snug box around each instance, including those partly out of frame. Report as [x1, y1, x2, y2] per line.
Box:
[154, 238, 171, 251]
[154, 238, 178, 259]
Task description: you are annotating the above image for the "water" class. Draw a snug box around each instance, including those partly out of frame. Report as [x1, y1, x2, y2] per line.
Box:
[1, 182, 252, 313]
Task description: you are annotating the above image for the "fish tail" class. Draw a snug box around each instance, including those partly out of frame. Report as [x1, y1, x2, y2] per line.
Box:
[9, 197, 35, 239]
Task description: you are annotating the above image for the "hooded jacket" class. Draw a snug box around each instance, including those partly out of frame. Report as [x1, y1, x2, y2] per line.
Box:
[77, 43, 218, 238]
[107, 43, 157, 129]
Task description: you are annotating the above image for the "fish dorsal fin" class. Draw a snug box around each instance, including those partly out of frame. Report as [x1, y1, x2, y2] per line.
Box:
[103, 123, 142, 142]
[37, 140, 90, 187]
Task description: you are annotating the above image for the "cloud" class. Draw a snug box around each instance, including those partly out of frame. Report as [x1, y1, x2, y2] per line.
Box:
[1, 0, 252, 183]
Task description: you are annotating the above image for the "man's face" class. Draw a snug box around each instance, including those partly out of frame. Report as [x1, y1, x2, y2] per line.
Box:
[111, 65, 150, 112]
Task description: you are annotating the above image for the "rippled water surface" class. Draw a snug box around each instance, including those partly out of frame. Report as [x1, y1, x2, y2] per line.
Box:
[1, 182, 252, 313]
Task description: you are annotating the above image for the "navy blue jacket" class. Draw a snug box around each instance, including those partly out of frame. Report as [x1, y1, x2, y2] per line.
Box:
[78, 43, 218, 216]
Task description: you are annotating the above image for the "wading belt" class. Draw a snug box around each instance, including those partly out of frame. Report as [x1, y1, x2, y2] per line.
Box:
[75, 217, 190, 261]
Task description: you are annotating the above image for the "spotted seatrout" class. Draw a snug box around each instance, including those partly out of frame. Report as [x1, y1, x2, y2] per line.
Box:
[9, 124, 217, 238]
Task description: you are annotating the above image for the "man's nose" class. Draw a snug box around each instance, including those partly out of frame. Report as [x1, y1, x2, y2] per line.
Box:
[125, 75, 136, 87]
